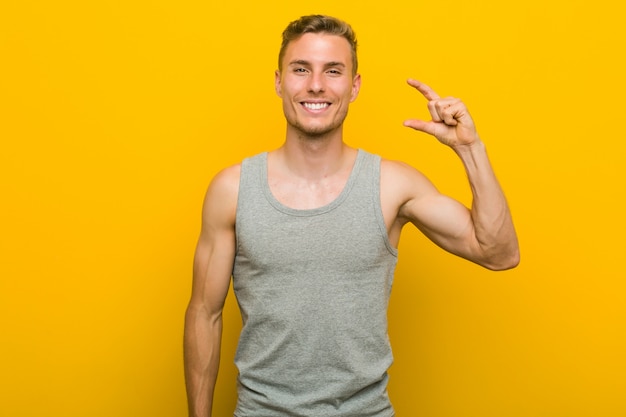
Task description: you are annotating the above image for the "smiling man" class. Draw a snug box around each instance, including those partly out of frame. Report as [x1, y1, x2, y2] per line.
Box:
[183, 14, 519, 417]
[277, 32, 360, 139]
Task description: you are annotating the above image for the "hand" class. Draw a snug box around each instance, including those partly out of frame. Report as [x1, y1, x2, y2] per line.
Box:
[403, 79, 480, 148]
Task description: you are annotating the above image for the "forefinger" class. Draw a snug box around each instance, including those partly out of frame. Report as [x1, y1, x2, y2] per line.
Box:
[407, 78, 441, 101]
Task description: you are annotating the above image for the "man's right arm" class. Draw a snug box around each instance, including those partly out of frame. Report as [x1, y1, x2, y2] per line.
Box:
[184, 165, 240, 417]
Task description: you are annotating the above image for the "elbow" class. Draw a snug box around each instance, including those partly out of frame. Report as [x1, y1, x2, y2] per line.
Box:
[490, 255, 520, 271]
[483, 247, 520, 271]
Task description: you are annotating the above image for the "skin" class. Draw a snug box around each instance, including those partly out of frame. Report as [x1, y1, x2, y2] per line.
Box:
[184, 32, 520, 417]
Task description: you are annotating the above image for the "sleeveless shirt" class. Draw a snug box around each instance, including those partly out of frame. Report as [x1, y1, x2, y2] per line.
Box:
[232, 149, 398, 417]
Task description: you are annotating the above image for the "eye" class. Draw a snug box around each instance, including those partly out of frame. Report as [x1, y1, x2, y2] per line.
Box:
[327, 69, 342, 75]
[294, 67, 308, 73]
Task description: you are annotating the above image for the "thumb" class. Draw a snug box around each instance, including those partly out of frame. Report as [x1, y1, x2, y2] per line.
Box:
[403, 119, 436, 136]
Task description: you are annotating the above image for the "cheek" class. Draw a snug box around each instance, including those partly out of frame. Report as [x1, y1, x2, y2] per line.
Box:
[281, 81, 301, 99]
[334, 80, 356, 98]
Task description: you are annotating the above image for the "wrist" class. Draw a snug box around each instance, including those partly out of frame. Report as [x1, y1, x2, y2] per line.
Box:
[452, 136, 485, 156]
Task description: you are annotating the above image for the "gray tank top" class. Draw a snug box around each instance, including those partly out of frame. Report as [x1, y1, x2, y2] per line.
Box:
[232, 149, 398, 417]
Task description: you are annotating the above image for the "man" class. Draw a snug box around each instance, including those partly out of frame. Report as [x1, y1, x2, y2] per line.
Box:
[184, 14, 519, 417]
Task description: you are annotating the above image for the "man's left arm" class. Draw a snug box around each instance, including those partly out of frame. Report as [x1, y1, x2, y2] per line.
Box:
[401, 79, 520, 270]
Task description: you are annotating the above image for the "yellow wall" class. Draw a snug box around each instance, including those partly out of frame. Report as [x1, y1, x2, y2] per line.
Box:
[1, 1, 624, 416]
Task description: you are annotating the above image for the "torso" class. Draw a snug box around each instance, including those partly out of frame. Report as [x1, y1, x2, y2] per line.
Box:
[232, 149, 398, 417]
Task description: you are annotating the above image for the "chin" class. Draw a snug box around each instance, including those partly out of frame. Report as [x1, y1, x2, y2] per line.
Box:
[292, 119, 343, 138]
[297, 126, 337, 139]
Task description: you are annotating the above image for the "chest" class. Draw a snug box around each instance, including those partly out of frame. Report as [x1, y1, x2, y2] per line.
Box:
[267, 172, 351, 210]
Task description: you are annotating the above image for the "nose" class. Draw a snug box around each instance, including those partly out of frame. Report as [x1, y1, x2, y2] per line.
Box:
[307, 71, 325, 94]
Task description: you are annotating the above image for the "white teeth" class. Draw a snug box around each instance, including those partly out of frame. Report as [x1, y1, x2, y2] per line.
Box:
[303, 102, 329, 110]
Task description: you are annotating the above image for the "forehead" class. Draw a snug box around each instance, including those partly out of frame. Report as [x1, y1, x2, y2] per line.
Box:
[282, 33, 353, 68]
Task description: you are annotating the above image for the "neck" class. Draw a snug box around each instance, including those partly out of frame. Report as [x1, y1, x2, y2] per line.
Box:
[274, 127, 355, 180]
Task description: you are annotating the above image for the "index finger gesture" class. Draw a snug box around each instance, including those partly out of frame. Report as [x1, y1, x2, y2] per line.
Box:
[403, 79, 479, 148]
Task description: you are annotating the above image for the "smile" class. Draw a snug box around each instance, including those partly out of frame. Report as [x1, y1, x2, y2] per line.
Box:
[302, 102, 330, 110]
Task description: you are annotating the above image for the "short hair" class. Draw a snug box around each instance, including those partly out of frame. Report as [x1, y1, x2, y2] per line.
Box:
[278, 15, 358, 75]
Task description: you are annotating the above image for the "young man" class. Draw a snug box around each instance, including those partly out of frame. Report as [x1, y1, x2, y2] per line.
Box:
[184, 14, 519, 417]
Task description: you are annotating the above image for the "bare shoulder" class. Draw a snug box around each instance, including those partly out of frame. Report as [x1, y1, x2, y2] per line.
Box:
[207, 164, 241, 195]
[377, 158, 441, 240]
[380, 158, 438, 205]
[201, 163, 241, 226]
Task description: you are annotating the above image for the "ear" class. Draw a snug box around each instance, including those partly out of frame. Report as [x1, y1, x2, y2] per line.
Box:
[350, 73, 361, 102]
[275, 70, 282, 97]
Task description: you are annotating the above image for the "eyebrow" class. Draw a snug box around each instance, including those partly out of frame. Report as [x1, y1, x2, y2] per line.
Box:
[325, 61, 346, 69]
[288, 59, 346, 69]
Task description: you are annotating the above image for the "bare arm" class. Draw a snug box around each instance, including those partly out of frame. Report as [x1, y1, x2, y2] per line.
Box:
[184, 165, 239, 416]
[398, 80, 519, 270]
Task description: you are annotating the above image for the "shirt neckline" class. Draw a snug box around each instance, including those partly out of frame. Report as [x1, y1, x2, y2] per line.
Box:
[260, 149, 365, 217]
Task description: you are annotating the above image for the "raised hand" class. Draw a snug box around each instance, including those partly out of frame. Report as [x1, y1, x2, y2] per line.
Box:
[403, 79, 480, 148]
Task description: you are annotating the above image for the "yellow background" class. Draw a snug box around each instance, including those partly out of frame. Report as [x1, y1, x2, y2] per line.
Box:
[1, 1, 624, 416]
